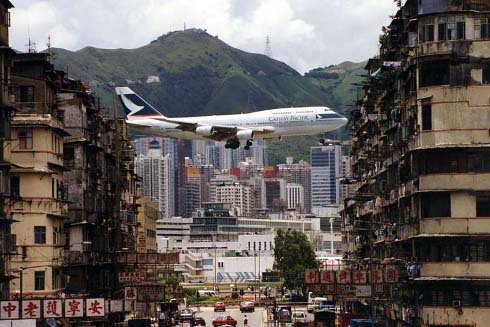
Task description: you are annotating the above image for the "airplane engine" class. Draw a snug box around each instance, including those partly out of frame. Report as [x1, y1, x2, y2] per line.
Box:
[236, 129, 254, 140]
[195, 125, 214, 136]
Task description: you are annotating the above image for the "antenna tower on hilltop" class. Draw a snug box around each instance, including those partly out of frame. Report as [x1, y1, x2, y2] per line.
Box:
[26, 24, 37, 53]
[264, 35, 272, 58]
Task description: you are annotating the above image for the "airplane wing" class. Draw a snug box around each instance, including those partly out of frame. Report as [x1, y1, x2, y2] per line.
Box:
[126, 121, 154, 128]
[153, 117, 275, 141]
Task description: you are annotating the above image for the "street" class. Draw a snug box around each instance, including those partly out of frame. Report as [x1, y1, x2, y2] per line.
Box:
[190, 306, 264, 327]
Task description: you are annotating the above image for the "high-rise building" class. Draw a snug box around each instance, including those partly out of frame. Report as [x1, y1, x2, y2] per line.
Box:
[262, 179, 286, 211]
[135, 140, 175, 217]
[286, 183, 304, 211]
[213, 182, 254, 217]
[342, 1, 490, 326]
[340, 155, 354, 202]
[310, 145, 341, 208]
[278, 158, 312, 213]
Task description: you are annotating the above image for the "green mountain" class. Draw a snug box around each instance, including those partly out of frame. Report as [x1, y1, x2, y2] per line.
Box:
[51, 30, 365, 164]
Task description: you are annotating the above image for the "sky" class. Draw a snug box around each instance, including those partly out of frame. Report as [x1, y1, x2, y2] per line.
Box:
[9, 0, 398, 73]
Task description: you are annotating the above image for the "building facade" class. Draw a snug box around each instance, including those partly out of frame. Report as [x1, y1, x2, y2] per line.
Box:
[343, 1, 490, 326]
[311, 145, 341, 208]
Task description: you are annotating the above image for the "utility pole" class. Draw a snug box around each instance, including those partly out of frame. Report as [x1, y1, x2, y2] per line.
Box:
[370, 211, 375, 327]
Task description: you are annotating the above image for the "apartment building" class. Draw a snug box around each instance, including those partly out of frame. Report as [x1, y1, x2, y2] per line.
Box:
[7, 53, 69, 297]
[136, 197, 158, 253]
[286, 183, 304, 211]
[343, 1, 490, 326]
[0, 0, 16, 300]
[278, 158, 312, 213]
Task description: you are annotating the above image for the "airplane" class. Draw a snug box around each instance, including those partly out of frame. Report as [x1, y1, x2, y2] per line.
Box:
[115, 87, 348, 150]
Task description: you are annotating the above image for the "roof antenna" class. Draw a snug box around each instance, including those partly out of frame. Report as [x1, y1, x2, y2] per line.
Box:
[26, 22, 37, 53]
[47, 34, 56, 64]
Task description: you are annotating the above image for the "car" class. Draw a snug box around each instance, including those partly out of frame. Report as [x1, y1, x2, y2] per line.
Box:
[177, 309, 194, 322]
[212, 315, 237, 327]
[193, 316, 206, 326]
[214, 301, 226, 312]
[293, 311, 307, 322]
[239, 301, 255, 313]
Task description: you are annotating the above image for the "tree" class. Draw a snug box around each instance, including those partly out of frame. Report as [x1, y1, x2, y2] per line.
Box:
[273, 229, 318, 291]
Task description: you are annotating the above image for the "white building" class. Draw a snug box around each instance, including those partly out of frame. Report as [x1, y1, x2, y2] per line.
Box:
[286, 183, 304, 210]
[135, 140, 175, 217]
[311, 145, 342, 208]
[156, 217, 192, 251]
[213, 183, 254, 217]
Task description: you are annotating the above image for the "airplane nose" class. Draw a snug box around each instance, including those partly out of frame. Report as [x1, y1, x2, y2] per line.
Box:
[340, 116, 348, 127]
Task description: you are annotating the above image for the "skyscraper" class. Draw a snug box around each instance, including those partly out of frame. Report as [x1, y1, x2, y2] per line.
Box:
[135, 140, 175, 217]
[311, 145, 341, 208]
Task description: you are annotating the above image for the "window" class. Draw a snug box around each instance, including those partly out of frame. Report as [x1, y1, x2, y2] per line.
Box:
[34, 271, 45, 291]
[421, 102, 432, 130]
[10, 176, 19, 197]
[438, 21, 447, 40]
[421, 192, 451, 218]
[34, 226, 46, 244]
[477, 196, 490, 217]
[474, 18, 489, 39]
[457, 21, 466, 39]
[483, 62, 490, 84]
[420, 61, 450, 87]
[19, 86, 34, 103]
[64, 147, 75, 169]
[421, 24, 435, 42]
[218, 261, 224, 268]
[18, 129, 33, 149]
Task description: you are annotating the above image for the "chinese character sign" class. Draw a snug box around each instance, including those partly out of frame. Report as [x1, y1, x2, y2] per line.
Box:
[352, 270, 367, 284]
[65, 299, 84, 318]
[0, 301, 19, 319]
[22, 300, 41, 319]
[371, 270, 383, 284]
[320, 271, 335, 284]
[305, 269, 318, 284]
[125, 287, 137, 300]
[44, 300, 62, 318]
[384, 268, 399, 283]
[86, 298, 105, 317]
[336, 270, 351, 284]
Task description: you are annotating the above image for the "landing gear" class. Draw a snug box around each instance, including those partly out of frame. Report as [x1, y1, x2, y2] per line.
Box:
[225, 139, 240, 149]
[319, 138, 325, 144]
[244, 140, 253, 150]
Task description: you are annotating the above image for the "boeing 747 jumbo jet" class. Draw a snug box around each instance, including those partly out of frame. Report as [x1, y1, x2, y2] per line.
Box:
[115, 87, 347, 150]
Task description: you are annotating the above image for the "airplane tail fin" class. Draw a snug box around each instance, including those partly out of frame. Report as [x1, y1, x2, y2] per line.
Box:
[115, 87, 166, 120]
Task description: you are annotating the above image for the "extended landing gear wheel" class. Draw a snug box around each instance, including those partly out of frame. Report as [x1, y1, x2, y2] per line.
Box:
[226, 139, 240, 149]
[319, 138, 325, 144]
[244, 145, 250, 150]
[246, 140, 253, 146]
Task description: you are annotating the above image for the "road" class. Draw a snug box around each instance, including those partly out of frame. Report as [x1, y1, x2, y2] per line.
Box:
[184, 305, 313, 326]
[190, 306, 264, 327]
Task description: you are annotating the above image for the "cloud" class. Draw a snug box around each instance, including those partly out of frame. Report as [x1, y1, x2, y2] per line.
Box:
[9, 0, 397, 73]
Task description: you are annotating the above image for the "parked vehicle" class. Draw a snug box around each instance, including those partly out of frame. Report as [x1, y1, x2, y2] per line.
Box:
[198, 290, 219, 298]
[307, 297, 329, 313]
[239, 301, 255, 313]
[212, 315, 237, 327]
[292, 311, 307, 322]
[277, 306, 292, 323]
[214, 301, 226, 312]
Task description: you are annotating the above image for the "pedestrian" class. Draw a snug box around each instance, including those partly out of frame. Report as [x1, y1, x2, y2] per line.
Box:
[243, 314, 249, 326]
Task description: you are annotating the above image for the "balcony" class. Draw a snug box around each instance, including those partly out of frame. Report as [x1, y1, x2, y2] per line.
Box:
[419, 173, 490, 191]
[420, 217, 490, 235]
[0, 234, 16, 254]
[420, 262, 490, 278]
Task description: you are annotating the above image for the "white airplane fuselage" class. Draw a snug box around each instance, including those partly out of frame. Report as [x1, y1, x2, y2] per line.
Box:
[128, 106, 347, 140]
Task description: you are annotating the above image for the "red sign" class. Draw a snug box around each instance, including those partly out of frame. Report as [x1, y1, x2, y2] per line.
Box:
[384, 268, 399, 283]
[336, 270, 351, 284]
[320, 271, 335, 284]
[65, 299, 84, 318]
[0, 301, 19, 319]
[44, 299, 62, 318]
[86, 298, 105, 317]
[352, 270, 367, 284]
[22, 300, 41, 319]
[371, 270, 383, 284]
[305, 269, 318, 284]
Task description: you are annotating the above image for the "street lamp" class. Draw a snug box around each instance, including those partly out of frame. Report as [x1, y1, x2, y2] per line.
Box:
[8, 268, 24, 303]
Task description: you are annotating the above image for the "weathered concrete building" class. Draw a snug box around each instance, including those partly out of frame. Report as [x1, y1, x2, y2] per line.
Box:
[136, 197, 158, 253]
[0, 0, 16, 300]
[8, 52, 70, 297]
[342, 0, 490, 326]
